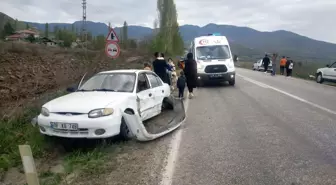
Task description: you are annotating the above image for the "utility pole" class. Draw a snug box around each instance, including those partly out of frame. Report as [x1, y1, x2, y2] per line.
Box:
[81, 0, 87, 49]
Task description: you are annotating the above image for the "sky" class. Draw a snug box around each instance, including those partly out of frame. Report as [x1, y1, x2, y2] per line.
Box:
[0, 0, 336, 43]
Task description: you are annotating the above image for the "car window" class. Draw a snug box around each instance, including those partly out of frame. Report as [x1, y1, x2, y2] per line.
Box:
[137, 73, 150, 92]
[78, 73, 136, 92]
[146, 73, 161, 88]
[330, 62, 336, 68]
[155, 75, 163, 86]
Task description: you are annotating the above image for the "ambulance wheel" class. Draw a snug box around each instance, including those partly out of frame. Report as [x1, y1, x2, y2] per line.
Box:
[229, 79, 235, 86]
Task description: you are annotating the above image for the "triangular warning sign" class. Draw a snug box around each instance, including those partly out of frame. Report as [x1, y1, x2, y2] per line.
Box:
[106, 28, 119, 42]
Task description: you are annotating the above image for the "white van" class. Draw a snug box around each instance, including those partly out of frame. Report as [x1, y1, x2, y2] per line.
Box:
[188, 34, 235, 86]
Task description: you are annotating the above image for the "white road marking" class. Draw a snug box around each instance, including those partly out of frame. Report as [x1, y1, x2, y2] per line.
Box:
[160, 95, 190, 185]
[237, 74, 336, 116]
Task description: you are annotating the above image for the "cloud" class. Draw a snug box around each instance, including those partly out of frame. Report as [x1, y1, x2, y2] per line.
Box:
[0, 0, 335, 43]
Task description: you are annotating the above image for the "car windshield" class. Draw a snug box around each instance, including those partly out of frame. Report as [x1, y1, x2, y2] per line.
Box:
[78, 73, 136, 92]
[196, 45, 231, 60]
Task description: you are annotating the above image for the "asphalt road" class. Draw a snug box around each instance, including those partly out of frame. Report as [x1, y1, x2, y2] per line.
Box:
[170, 68, 336, 185]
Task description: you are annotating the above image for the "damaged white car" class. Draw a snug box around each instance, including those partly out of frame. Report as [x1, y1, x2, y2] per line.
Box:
[37, 69, 173, 140]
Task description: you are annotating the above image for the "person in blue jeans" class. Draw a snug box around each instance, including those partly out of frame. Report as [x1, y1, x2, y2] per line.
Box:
[271, 53, 278, 76]
[177, 71, 186, 98]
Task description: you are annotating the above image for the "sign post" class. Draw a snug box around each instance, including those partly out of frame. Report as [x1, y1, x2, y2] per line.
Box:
[19, 145, 40, 185]
[105, 27, 120, 59]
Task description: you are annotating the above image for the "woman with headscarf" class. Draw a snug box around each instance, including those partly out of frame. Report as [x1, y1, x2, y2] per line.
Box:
[183, 53, 197, 99]
[152, 52, 171, 84]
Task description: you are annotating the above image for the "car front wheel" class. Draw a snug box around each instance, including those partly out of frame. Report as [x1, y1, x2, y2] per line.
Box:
[119, 117, 132, 140]
[316, 73, 324, 83]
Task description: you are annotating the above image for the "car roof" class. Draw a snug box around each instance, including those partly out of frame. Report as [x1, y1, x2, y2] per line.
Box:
[98, 69, 152, 74]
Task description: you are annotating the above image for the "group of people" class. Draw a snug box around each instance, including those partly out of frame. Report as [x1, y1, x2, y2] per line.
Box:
[144, 52, 197, 99]
[262, 54, 294, 77]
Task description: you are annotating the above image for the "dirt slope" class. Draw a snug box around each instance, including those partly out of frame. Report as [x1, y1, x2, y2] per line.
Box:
[0, 42, 149, 117]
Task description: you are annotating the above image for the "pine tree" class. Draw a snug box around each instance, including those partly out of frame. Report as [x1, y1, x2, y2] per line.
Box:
[122, 21, 128, 48]
[152, 0, 184, 55]
[45, 23, 49, 37]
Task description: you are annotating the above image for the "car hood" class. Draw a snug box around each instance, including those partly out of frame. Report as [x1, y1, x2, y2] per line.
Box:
[43, 92, 133, 113]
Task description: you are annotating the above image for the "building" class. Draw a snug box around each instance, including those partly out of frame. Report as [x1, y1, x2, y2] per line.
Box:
[5, 29, 40, 41]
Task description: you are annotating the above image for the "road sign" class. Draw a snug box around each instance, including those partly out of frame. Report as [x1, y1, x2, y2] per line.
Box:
[105, 41, 120, 58]
[106, 28, 119, 42]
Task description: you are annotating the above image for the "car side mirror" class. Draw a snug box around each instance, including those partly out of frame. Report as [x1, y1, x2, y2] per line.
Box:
[326, 64, 330, 67]
[66, 87, 77, 92]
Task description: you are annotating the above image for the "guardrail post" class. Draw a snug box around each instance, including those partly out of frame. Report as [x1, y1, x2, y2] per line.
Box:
[18, 145, 40, 185]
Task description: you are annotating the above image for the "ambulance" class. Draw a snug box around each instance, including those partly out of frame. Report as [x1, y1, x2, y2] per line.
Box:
[189, 33, 235, 86]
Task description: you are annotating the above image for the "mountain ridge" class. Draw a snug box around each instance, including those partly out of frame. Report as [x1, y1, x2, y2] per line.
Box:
[1, 12, 335, 62]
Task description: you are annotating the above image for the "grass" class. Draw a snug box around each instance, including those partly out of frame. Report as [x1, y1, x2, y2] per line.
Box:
[0, 90, 68, 172]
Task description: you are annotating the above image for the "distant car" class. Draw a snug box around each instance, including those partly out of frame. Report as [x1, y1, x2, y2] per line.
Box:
[252, 59, 273, 72]
[37, 69, 172, 140]
[316, 61, 336, 83]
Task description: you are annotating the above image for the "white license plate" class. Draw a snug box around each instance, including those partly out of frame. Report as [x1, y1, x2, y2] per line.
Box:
[50, 122, 78, 130]
[209, 74, 223, 78]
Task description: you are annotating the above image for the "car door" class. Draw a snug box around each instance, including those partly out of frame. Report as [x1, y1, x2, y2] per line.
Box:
[146, 72, 165, 115]
[324, 62, 336, 80]
[136, 73, 156, 121]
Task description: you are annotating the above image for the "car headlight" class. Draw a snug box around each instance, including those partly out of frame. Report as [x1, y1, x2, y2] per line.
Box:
[197, 63, 204, 69]
[228, 62, 234, 68]
[227, 60, 235, 68]
[88, 108, 114, 118]
[41, 107, 50, 117]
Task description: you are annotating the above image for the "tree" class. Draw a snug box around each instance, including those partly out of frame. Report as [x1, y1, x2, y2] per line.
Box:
[129, 39, 137, 49]
[26, 23, 30, 29]
[45, 23, 49, 37]
[26, 34, 36, 43]
[151, 0, 184, 56]
[3, 22, 15, 36]
[13, 19, 18, 30]
[92, 35, 105, 50]
[122, 21, 128, 48]
[71, 24, 75, 33]
[54, 26, 59, 34]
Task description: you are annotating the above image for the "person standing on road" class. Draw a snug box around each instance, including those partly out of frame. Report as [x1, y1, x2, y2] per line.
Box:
[168, 58, 177, 90]
[262, 54, 270, 73]
[286, 58, 294, 77]
[177, 71, 186, 99]
[183, 53, 197, 99]
[152, 52, 171, 84]
[279, 56, 287, 75]
[271, 53, 278, 76]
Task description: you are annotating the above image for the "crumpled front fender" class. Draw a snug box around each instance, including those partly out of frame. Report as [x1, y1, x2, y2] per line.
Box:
[122, 97, 186, 141]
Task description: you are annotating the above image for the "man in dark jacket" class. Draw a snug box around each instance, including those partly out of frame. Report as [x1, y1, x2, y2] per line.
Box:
[262, 54, 270, 73]
[152, 52, 171, 84]
[183, 53, 197, 99]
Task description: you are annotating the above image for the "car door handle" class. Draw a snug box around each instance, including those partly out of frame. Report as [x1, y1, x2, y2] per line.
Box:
[149, 93, 152, 97]
[162, 90, 164, 93]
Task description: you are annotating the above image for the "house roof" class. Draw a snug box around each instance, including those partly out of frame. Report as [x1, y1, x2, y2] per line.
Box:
[6, 34, 24, 39]
[16, 30, 38, 34]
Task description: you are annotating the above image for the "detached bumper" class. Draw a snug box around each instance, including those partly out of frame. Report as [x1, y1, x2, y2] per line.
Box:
[197, 71, 235, 83]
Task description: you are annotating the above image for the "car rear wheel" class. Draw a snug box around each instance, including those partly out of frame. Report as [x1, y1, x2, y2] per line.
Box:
[316, 73, 324, 83]
[162, 97, 174, 110]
